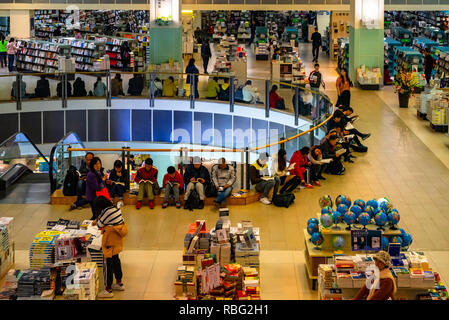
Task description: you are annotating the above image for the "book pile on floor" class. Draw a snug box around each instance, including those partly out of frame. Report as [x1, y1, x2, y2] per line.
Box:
[175, 209, 262, 300]
[63, 262, 100, 300]
[0, 217, 14, 280]
[318, 252, 448, 300]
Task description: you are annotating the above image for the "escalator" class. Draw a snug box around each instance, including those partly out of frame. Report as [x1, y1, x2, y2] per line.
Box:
[0, 132, 52, 203]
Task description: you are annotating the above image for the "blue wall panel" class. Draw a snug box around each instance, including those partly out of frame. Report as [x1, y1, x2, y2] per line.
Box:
[193, 112, 213, 145]
[132, 110, 151, 141]
[285, 126, 299, 160]
[173, 111, 192, 144]
[153, 110, 172, 143]
[43, 111, 64, 144]
[0, 113, 18, 143]
[233, 116, 251, 149]
[88, 110, 108, 142]
[20, 112, 42, 145]
[214, 114, 232, 148]
[66, 110, 86, 142]
[251, 119, 268, 149]
[110, 109, 130, 141]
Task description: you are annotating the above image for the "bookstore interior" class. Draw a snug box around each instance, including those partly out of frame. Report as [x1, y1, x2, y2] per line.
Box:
[1, 1, 449, 306]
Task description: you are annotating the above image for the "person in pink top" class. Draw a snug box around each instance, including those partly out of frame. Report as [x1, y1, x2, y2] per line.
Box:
[6, 38, 18, 72]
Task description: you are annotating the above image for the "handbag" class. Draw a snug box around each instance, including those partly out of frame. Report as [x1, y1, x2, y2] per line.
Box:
[96, 187, 111, 201]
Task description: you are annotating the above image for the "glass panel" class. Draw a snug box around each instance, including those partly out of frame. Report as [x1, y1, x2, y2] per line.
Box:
[0, 75, 15, 104]
[20, 73, 61, 104]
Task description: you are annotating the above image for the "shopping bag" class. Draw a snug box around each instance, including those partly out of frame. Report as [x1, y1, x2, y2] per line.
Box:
[96, 187, 111, 201]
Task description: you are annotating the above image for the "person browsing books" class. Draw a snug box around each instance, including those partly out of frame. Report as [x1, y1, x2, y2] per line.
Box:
[162, 166, 184, 209]
[250, 152, 280, 205]
[134, 158, 158, 210]
[211, 158, 236, 208]
[92, 196, 127, 299]
[183, 156, 210, 210]
[106, 160, 127, 202]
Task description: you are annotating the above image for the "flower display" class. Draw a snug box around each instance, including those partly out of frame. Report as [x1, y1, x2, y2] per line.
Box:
[394, 71, 420, 95]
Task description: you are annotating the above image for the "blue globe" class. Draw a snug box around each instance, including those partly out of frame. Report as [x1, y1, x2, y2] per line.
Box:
[366, 199, 379, 210]
[344, 211, 356, 225]
[350, 205, 362, 218]
[308, 218, 319, 226]
[307, 223, 319, 235]
[358, 212, 371, 227]
[381, 236, 390, 250]
[388, 210, 400, 225]
[335, 195, 346, 206]
[377, 197, 389, 211]
[320, 213, 333, 228]
[311, 232, 324, 246]
[337, 203, 349, 215]
[321, 206, 333, 215]
[401, 233, 413, 247]
[319, 195, 333, 208]
[374, 211, 388, 227]
[390, 236, 403, 246]
[343, 196, 352, 208]
[332, 235, 345, 249]
[364, 205, 375, 219]
[354, 199, 366, 211]
[332, 211, 342, 224]
[400, 228, 406, 235]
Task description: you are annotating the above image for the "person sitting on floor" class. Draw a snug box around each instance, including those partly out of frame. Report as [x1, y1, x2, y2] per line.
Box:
[134, 158, 158, 210]
[151, 77, 163, 97]
[106, 160, 127, 202]
[73, 77, 87, 97]
[127, 74, 144, 96]
[111, 73, 124, 96]
[271, 149, 300, 194]
[70, 152, 94, 211]
[93, 76, 107, 97]
[211, 157, 236, 208]
[35, 75, 50, 98]
[308, 145, 326, 182]
[242, 80, 258, 104]
[269, 84, 285, 109]
[206, 77, 220, 99]
[183, 156, 210, 210]
[162, 76, 177, 97]
[320, 134, 345, 175]
[250, 152, 280, 205]
[218, 78, 230, 101]
[11, 78, 27, 100]
[162, 166, 184, 209]
[340, 106, 371, 141]
[288, 146, 321, 189]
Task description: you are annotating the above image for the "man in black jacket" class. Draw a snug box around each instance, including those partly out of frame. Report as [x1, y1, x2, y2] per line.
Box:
[311, 27, 322, 62]
[35, 75, 51, 98]
[320, 135, 345, 175]
[201, 39, 212, 74]
[128, 74, 144, 96]
[183, 156, 211, 209]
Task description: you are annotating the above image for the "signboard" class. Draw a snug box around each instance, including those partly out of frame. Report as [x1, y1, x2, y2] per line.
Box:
[351, 229, 382, 251]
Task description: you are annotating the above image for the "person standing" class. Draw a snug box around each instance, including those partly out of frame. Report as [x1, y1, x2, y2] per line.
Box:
[336, 68, 352, 108]
[301, 18, 309, 43]
[74, 29, 83, 39]
[311, 27, 322, 62]
[120, 41, 131, 72]
[201, 39, 212, 74]
[6, 38, 18, 72]
[248, 20, 256, 47]
[424, 49, 435, 86]
[185, 58, 199, 98]
[0, 33, 7, 69]
[309, 63, 325, 119]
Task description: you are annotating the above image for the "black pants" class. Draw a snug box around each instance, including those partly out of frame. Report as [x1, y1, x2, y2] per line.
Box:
[325, 157, 343, 174]
[104, 254, 123, 289]
[89, 201, 96, 220]
[337, 90, 351, 108]
[425, 70, 432, 85]
[203, 57, 209, 73]
[280, 176, 302, 194]
[312, 45, 319, 61]
[310, 164, 323, 181]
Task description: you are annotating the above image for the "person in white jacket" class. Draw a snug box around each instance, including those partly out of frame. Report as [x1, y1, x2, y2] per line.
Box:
[271, 149, 298, 194]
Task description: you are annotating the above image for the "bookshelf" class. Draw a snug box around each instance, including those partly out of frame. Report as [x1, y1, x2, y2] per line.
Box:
[16, 39, 66, 73]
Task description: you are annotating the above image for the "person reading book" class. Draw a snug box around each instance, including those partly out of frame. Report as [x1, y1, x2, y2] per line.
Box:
[211, 158, 236, 208]
[320, 134, 345, 175]
[70, 152, 94, 211]
[308, 145, 327, 182]
[183, 156, 210, 209]
[250, 153, 280, 205]
[286, 146, 319, 191]
[134, 157, 158, 210]
[92, 196, 127, 299]
[86, 156, 108, 220]
[106, 160, 127, 202]
[162, 166, 184, 209]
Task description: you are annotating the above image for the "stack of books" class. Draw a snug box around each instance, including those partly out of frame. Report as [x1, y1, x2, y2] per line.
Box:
[353, 254, 374, 271]
[73, 262, 99, 300]
[29, 231, 63, 268]
[16, 268, 52, 299]
[319, 264, 334, 289]
[336, 271, 353, 288]
[410, 268, 425, 287]
[392, 267, 411, 287]
[174, 265, 197, 298]
[235, 243, 260, 268]
[351, 271, 366, 288]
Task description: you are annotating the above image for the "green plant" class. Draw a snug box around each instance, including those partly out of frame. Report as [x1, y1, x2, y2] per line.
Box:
[394, 71, 419, 95]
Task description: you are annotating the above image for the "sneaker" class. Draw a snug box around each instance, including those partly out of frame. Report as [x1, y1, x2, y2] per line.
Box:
[198, 200, 204, 209]
[312, 181, 322, 187]
[116, 200, 124, 209]
[259, 197, 271, 205]
[69, 204, 77, 211]
[136, 201, 142, 210]
[175, 201, 181, 209]
[362, 133, 371, 140]
[298, 185, 306, 189]
[98, 290, 114, 298]
[184, 202, 189, 209]
[112, 283, 125, 291]
[305, 183, 314, 189]
[149, 201, 155, 209]
[162, 201, 169, 209]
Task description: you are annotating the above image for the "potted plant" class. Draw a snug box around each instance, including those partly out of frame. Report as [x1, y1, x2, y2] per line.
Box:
[394, 71, 419, 108]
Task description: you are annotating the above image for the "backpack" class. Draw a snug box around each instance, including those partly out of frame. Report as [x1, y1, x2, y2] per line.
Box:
[63, 165, 79, 196]
[272, 192, 295, 208]
[218, 84, 230, 101]
[205, 180, 218, 198]
[185, 189, 200, 211]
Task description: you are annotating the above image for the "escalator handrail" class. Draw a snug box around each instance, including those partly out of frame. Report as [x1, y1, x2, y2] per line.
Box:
[0, 131, 52, 169]
[49, 131, 86, 193]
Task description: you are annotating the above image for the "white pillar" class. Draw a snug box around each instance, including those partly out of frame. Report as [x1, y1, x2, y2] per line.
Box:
[10, 10, 31, 39]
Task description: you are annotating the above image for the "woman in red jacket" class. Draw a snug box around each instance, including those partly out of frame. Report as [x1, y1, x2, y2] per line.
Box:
[288, 146, 320, 189]
[269, 85, 285, 109]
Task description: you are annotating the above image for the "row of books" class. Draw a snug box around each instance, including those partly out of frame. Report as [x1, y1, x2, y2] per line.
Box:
[22, 48, 58, 60]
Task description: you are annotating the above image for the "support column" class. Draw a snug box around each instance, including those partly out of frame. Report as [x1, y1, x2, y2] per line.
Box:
[9, 10, 31, 39]
[349, 0, 384, 83]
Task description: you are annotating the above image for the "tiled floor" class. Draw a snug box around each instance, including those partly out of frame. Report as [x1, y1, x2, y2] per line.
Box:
[2, 44, 449, 299]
